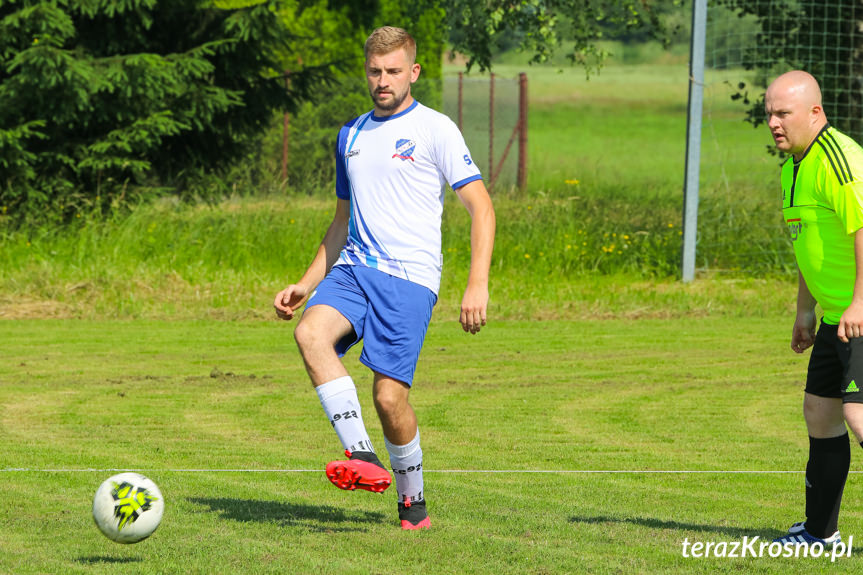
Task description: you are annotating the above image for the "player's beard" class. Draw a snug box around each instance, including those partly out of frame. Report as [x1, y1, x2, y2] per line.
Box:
[370, 85, 409, 113]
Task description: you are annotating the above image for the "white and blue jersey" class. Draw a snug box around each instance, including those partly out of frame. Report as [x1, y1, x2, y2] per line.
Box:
[334, 100, 482, 295]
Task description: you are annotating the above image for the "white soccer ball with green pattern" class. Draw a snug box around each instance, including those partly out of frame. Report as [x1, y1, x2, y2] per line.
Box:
[92, 472, 164, 544]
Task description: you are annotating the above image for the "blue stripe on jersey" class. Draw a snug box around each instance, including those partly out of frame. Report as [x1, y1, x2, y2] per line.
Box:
[348, 198, 361, 244]
[335, 128, 350, 200]
[343, 251, 359, 266]
[366, 254, 378, 268]
[342, 114, 372, 240]
[335, 117, 361, 200]
[350, 195, 390, 259]
[452, 174, 483, 190]
[341, 113, 392, 261]
[347, 114, 370, 154]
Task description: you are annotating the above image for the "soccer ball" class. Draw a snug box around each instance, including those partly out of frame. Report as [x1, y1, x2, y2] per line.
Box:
[92, 472, 164, 544]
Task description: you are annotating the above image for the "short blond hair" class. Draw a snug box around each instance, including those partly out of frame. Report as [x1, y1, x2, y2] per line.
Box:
[364, 26, 416, 63]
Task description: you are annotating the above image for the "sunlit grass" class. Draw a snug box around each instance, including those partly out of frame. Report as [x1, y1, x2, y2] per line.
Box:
[1, 194, 798, 321]
[1, 317, 859, 574]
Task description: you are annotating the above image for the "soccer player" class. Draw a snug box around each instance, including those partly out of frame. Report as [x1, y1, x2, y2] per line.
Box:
[273, 26, 495, 530]
[766, 70, 863, 547]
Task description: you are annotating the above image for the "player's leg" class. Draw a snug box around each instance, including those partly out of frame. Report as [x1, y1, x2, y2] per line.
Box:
[841, 335, 863, 444]
[373, 374, 418, 443]
[843, 403, 863, 444]
[373, 373, 430, 530]
[795, 322, 848, 542]
[293, 267, 391, 493]
[352, 266, 436, 529]
[293, 304, 352, 386]
[804, 393, 846, 437]
[800, 393, 848, 538]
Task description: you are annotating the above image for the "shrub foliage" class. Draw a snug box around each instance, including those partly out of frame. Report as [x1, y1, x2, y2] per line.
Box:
[0, 0, 301, 221]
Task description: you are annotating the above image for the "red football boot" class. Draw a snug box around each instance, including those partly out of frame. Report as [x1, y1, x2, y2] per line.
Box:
[398, 499, 431, 530]
[325, 450, 391, 493]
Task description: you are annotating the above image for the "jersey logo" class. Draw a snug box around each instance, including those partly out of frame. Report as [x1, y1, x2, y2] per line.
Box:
[346, 149, 360, 158]
[787, 218, 803, 241]
[464, 154, 472, 166]
[392, 139, 416, 162]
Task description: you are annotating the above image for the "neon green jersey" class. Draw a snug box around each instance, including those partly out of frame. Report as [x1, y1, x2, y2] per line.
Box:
[782, 125, 863, 324]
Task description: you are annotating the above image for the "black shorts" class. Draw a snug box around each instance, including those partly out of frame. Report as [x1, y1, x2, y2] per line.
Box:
[806, 321, 863, 403]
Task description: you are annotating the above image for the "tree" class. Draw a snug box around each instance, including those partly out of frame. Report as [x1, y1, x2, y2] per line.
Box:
[445, 0, 683, 73]
[0, 0, 310, 222]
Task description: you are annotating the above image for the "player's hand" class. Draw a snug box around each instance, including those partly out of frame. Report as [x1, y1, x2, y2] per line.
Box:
[459, 283, 488, 334]
[838, 300, 863, 342]
[273, 284, 308, 321]
[791, 310, 817, 353]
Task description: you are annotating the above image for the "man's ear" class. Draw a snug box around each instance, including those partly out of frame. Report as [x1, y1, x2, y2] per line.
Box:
[811, 104, 823, 119]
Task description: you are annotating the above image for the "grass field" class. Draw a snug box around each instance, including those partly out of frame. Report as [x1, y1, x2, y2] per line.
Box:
[445, 57, 776, 194]
[0, 193, 798, 322]
[1, 317, 861, 574]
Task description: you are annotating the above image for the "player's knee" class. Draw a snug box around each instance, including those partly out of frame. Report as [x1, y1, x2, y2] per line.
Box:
[293, 318, 318, 352]
[842, 402, 863, 440]
[803, 397, 845, 435]
[373, 388, 406, 416]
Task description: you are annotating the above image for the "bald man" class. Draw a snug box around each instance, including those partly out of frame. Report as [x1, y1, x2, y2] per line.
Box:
[766, 70, 863, 548]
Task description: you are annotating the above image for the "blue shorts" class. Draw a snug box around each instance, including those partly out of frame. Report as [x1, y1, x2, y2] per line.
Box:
[305, 264, 437, 386]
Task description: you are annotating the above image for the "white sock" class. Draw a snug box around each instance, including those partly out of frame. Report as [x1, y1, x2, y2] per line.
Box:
[316, 376, 375, 454]
[386, 430, 424, 504]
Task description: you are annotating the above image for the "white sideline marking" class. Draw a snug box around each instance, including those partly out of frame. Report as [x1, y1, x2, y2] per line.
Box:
[3, 468, 863, 474]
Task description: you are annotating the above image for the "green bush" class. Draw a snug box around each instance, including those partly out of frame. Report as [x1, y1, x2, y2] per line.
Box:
[0, 0, 299, 223]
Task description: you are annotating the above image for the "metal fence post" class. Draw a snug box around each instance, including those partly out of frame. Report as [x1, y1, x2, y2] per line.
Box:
[489, 72, 495, 189]
[282, 70, 290, 182]
[517, 72, 528, 190]
[682, 0, 707, 282]
[457, 71, 464, 132]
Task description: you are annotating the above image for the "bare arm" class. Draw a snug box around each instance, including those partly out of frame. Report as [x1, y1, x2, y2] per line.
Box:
[454, 179, 495, 334]
[791, 269, 818, 353]
[273, 198, 350, 320]
[838, 227, 863, 342]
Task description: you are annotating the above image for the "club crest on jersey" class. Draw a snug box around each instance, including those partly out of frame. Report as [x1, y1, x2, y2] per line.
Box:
[392, 139, 416, 162]
[787, 218, 804, 241]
